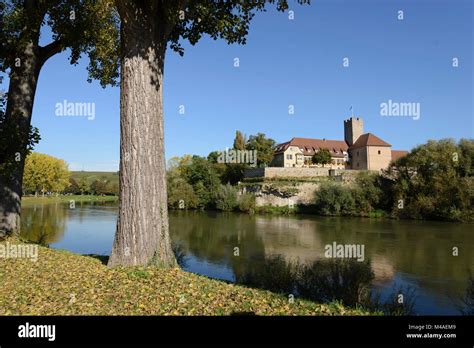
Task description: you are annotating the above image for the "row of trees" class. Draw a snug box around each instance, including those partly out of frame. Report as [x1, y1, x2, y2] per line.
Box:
[166, 130, 275, 212]
[167, 154, 255, 212]
[162, 137, 474, 223]
[66, 177, 119, 196]
[21, 152, 119, 196]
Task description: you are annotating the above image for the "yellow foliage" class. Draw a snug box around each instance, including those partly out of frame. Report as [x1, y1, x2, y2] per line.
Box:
[23, 152, 70, 195]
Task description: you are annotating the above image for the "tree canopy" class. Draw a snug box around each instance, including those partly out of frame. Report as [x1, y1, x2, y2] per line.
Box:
[233, 130, 246, 150]
[23, 152, 70, 195]
[387, 138, 474, 221]
[246, 133, 276, 167]
[0, 0, 119, 86]
[312, 149, 332, 167]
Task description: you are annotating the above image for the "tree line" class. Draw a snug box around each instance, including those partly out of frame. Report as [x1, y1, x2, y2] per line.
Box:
[22, 152, 119, 196]
[314, 139, 474, 222]
[19, 136, 474, 223]
[167, 130, 276, 212]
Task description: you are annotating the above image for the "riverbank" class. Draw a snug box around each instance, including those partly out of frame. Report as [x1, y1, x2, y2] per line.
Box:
[0, 238, 375, 316]
[21, 195, 118, 205]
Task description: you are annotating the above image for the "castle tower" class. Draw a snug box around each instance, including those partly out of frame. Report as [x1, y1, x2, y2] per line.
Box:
[344, 117, 364, 146]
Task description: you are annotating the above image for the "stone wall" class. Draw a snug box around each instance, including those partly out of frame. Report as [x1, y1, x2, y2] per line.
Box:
[245, 167, 330, 178]
[241, 168, 367, 207]
[244, 167, 363, 179]
[244, 168, 266, 178]
[243, 182, 321, 207]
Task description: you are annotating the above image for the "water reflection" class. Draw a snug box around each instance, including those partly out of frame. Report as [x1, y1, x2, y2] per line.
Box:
[20, 203, 67, 246]
[19, 203, 473, 315]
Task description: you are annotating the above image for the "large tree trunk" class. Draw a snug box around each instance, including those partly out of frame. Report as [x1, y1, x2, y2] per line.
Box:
[0, 41, 41, 236]
[108, 3, 176, 267]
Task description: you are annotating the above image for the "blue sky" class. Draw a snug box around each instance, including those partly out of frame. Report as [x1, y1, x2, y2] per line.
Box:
[2, 0, 473, 171]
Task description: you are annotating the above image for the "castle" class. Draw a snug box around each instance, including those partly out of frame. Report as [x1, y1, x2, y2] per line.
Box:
[270, 117, 407, 171]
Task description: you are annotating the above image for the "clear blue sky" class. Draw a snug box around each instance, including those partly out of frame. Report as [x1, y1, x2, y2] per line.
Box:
[3, 0, 473, 171]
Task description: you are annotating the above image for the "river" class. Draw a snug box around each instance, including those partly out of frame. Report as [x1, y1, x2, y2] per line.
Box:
[20, 201, 473, 315]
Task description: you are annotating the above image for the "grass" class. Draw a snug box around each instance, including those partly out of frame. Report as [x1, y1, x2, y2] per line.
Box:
[255, 205, 300, 215]
[0, 238, 375, 316]
[71, 171, 118, 186]
[21, 194, 118, 205]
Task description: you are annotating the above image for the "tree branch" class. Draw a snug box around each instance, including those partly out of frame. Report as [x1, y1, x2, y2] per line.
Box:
[39, 39, 64, 64]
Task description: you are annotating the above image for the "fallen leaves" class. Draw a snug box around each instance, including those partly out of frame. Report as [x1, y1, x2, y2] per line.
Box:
[0, 238, 376, 316]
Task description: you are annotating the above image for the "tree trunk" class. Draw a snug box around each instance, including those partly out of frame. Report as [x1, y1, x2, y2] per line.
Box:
[108, 4, 176, 268]
[0, 41, 41, 235]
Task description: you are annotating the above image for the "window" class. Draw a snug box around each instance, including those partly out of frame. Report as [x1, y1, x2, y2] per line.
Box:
[286, 154, 293, 160]
[357, 151, 359, 157]
[357, 162, 359, 167]
[378, 150, 381, 155]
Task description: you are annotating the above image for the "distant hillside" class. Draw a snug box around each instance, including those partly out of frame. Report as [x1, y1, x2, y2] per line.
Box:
[71, 171, 119, 186]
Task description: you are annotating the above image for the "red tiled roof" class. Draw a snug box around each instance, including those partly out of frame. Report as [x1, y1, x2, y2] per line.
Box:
[350, 133, 391, 149]
[391, 150, 409, 161]
[274, 137, 348, 158]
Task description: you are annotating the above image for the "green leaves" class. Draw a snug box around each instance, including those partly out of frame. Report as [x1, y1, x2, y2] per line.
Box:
[164, 0, 310, 57]
[312, 148, 332, 166]
[246, 133, 276, 167]
[389, 139, 474, 221]
[1, 0, 119, 86]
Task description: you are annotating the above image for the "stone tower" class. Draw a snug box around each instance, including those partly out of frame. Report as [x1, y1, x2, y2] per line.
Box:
[344, 117, 364, 146]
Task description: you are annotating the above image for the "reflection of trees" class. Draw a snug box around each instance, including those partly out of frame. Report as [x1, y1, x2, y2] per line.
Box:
[314, 217, 473, 294]
[235, 254, 417, 315]
[20, 203, 68, 246]
[171, 211, 473, 300]
[235, 254, 375, 308]
[169, 210, 267, 279]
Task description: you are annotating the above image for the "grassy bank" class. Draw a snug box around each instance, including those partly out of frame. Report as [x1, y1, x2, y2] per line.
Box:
[0, 239, 374, 316]
[21, 194, 118, 205]
[71, 171, 118, 186]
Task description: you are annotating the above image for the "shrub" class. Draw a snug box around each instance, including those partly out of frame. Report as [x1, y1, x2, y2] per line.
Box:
[237, 255, 297, 294]
[296, 259, 374, 307]
[215, 184, 238, 211]
[352, 172, 382, 214]
[238, 192, 255, 213]
[370, 286, 417, 315]
[167, 174, 198, 209]
[314, 182, 356, 216]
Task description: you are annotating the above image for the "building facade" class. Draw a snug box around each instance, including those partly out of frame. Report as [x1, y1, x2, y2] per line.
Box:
[270, 117, 408, 171]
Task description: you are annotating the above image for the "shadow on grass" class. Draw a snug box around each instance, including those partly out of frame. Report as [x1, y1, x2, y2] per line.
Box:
[86, 254, 109, 265]
[84, 242, 187, 267]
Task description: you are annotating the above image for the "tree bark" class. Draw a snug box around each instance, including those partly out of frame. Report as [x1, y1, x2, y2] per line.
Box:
[0, 41, 41, 235]
[108, 3, 176, 267]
